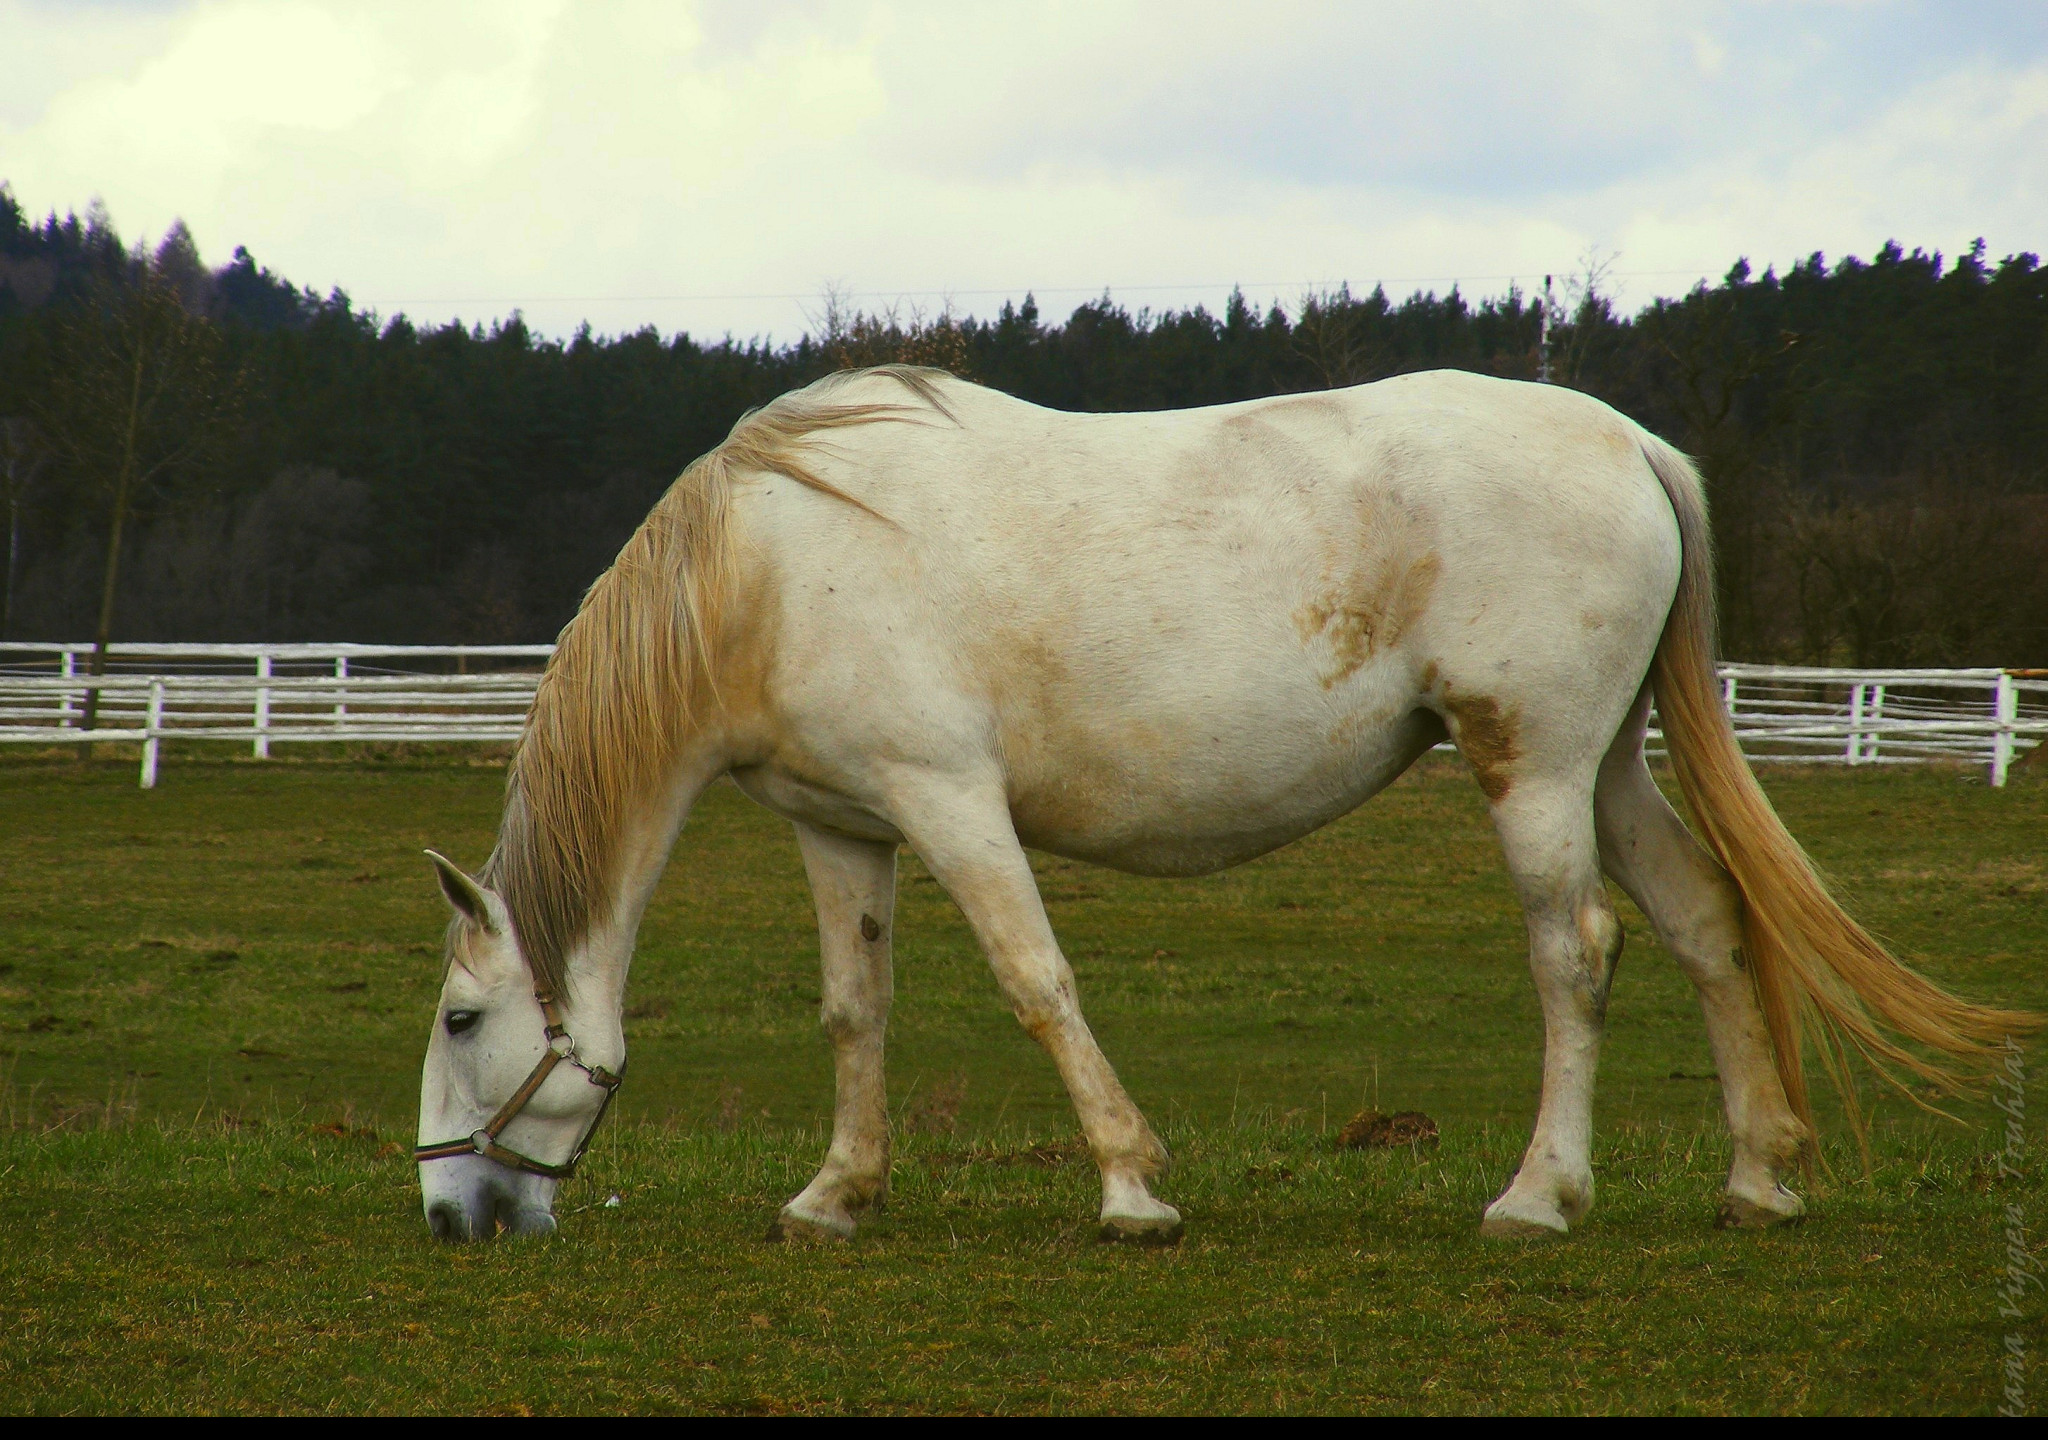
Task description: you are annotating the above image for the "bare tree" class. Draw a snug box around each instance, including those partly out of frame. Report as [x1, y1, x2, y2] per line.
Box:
[231, 467, 374, 637]
[1546, 247, 1620, 388]
[0, 417, 50, 639]
[34, 259, 241, 732]
[1787, 467, 2048, 666]
[1291, 284, 1389, 389]
[809, 285, 973, 376]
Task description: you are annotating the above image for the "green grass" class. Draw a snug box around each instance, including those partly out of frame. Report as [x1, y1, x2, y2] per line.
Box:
[1, 750, 2043, 1412]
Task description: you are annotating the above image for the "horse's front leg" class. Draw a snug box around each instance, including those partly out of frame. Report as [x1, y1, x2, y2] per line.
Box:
[893, 778, 1182, 1245]
[772, 823, 897, 1242]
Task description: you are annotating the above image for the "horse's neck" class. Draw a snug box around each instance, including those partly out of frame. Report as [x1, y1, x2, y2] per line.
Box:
[558, 745, 727, 1018]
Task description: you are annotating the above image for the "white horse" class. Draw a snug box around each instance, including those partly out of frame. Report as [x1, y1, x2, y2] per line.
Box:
[415, 366, 2027, 1243]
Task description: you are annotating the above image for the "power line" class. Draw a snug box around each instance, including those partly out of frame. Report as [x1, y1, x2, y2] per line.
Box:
[371, 268, 1723, 308]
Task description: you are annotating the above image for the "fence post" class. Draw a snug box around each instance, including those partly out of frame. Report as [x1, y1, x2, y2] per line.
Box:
[254, 653, 272, 759]
[333, 654, 347, 728]
[59, 647, 77, 727]
[140, 678, 164, 788]
[1847, 682, 1866, 765]
[1866, 684, 1885, 763]
[1992, 672, 2017, 788]
[1722, 673, 1737, 713]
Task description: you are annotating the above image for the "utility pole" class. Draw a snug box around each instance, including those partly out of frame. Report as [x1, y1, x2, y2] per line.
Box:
[1537, 274, 1554, 384]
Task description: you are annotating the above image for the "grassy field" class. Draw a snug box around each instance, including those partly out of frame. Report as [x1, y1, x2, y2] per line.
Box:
[0, 749, 2043, 1413]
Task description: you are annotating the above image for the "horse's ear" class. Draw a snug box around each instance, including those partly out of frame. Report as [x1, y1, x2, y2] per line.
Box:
[425, 850, 506, 934]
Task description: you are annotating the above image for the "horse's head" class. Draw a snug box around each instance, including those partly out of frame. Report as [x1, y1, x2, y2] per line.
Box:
[415, 850, 623, 1242]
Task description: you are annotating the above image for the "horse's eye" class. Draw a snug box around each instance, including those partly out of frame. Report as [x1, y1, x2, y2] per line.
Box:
[444, 1009, 482, 1036]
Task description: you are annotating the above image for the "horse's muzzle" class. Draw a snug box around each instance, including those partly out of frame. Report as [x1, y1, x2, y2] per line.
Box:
[419, 1153, 559, 1242]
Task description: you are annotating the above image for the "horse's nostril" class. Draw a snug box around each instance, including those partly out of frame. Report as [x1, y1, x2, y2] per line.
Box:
[487, 1188, 558, 1238]
[426, 1201, 468, 1242]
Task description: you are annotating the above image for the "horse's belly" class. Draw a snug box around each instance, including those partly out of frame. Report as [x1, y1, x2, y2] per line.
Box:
[1007, 702, 1444, 877]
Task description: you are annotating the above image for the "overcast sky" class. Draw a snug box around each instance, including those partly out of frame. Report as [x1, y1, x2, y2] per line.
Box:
[3, 0, 2044, 341]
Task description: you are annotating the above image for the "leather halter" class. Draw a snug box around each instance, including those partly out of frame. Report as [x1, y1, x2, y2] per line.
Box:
[415, 988, 623, 1180]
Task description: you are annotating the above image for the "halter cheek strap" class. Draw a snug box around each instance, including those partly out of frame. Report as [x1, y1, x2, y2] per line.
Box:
[415, 990, 624, 1181]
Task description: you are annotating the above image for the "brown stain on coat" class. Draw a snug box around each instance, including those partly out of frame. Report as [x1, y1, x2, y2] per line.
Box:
[981, 621, 1166, 847]
[1578, 897, 1624, 1015]
[1294, 550, 1442, 688]
[1443, 690, 1521, 801]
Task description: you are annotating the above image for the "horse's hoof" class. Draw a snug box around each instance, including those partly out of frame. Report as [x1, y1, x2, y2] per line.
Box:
[1481, 1197, 1570, 1239]
[1716, 1189, 1805, 1230]
[1097, 1214, 1185, 1247]
[767, 1208, 854, 1244]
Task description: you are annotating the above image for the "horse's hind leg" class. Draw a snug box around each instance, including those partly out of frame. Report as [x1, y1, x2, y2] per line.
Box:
[1481, 773, 1624, 1237]
[773, 823, 898, 1242]
[891, 779, 1181, 1244]
[1593, 692, 1808, 1227]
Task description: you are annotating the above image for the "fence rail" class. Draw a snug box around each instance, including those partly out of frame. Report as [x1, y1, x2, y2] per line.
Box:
[0, 643, 546, 786]
[2, 643, 2042, 789]
[1704, 664, 2047, 786]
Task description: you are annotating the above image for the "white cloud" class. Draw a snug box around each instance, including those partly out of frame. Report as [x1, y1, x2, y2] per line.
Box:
[1602, 59, 2048, 283]
[1, 0, 2043, 339]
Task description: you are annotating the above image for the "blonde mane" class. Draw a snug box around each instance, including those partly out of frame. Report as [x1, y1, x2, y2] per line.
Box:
[484, 366, 955, 993]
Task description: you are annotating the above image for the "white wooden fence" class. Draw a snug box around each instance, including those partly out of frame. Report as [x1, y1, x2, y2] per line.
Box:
[1, 643, 2043, 790]
[0, 644, 547, 787]
[1708, 664, 2047, 787]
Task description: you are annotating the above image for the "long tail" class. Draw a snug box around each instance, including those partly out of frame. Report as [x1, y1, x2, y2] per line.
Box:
[1638, 433, 2040, 1145]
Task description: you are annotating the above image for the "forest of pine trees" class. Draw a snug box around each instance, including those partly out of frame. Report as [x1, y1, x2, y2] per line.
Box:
[2, 184, 2045, 664]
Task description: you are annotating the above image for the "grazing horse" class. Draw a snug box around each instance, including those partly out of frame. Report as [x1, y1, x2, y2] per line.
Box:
[415, 366, 2030, 1243]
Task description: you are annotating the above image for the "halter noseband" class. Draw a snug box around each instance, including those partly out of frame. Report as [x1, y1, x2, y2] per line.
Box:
[415, 988, 623, 1181]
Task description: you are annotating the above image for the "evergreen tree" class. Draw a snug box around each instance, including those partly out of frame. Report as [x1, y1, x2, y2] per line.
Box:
[0, 187, 2042, 662]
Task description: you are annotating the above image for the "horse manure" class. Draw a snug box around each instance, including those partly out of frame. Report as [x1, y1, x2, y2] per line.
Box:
[903, 1073, 967, 1135]
[1336, 1109, 1439, 1149]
